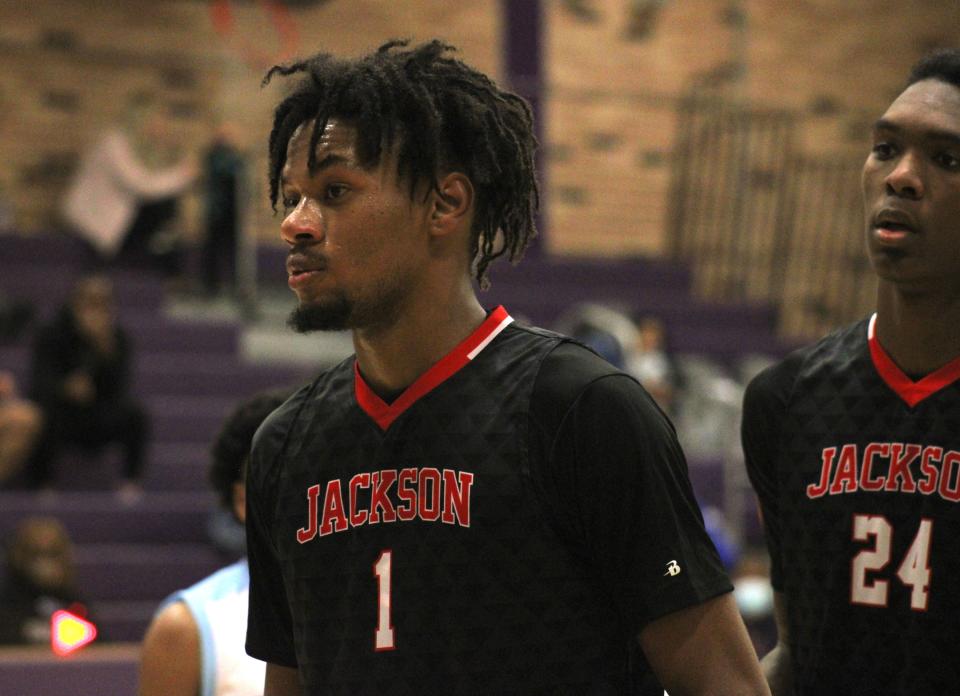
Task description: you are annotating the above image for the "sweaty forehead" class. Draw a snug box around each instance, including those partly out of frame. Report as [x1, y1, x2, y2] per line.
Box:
[881, 78, 960, 134]
[284, 119, 360, 169]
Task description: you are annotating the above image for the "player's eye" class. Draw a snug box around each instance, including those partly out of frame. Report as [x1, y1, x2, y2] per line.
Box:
[871, 142, 896, 160]
[934, 151, 960, 171]
[325, 184, 349, 201]
[282, 195, 300, 213]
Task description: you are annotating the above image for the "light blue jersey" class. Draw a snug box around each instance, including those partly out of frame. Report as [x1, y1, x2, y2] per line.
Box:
[160, 560, 265, 696]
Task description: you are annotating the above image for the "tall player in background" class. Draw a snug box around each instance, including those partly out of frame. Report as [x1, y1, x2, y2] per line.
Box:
[245, 39, 767, 695]
[742, 49, 960, 695]
[139, 391, 288, 696]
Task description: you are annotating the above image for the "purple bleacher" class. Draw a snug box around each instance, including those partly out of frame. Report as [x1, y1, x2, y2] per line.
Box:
[0, 491, 214, 544]
[687, 458, 726, 509]
[0, 345, 27, 372]
[148, 394, 240, 446]
[94, 600, 161, 642]
[76, 542, 223, 602]
[124, 315, 239, 355]
[0, 645, 139, 696]
[1, 265, 166, 315]
[134, 354, 308, 397]
[0, 230, 96, 264]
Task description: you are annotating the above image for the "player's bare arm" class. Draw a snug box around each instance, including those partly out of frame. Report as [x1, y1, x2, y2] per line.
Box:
[639, 593, 770, 696]
[759, 591, 793, 696]
[264, 662, 301, 696]
[138, 601, 200, 696]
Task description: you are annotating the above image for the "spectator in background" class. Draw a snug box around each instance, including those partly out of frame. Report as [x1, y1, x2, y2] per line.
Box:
[0, 292, 34, 344]
[62, 94, 195, 276]
[0, 371, 43, 486]
[201, 121, 246, 297]
[139, 390, 288, 696]
[626, 315, 682, 415]
[0, 516, 88, 645]
[28, 274, 148, 499]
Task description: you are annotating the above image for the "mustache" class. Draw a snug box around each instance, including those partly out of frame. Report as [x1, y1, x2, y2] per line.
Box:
[286, 246, 329, 275]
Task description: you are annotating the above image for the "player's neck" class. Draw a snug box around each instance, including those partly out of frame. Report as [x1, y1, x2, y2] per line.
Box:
[875, 284, 960, 377]
[352, 279, 487, 397]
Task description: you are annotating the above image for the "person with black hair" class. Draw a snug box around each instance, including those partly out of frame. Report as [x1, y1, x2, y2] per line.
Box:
[0, 517, 86, 645]
[28, 274, 148, 498]
[742, 48, 960, 695]
[139, 390, 289, 696]
[246, 40, 767, 695]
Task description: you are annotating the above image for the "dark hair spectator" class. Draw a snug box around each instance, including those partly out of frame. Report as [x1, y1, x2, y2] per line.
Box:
[27, 274, 149, 500]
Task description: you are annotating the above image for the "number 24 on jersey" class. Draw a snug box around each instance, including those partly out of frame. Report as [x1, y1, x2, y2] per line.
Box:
[850, 514, 933, 611]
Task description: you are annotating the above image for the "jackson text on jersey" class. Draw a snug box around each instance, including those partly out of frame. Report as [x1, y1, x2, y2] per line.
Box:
[296, 468, 475, 542]
[806, 442, 960, 502]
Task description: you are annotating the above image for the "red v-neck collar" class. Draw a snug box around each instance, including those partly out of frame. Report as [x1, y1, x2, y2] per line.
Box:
[867, 313, 960, 408]
[354, 306, 513, 431]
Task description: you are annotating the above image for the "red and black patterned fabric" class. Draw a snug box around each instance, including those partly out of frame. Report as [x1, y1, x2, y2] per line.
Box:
[247, 309, 730, 694]
[744, 316, 960, 695]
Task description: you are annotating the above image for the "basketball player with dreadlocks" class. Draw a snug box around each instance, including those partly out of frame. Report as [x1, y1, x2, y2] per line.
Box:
[245, 40, 768, 695]
[742, 49, 960, 695]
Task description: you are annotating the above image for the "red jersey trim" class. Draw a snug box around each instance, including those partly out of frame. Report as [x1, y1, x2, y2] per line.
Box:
[867, 313, 960, 408]
[355, 306, 514, 431]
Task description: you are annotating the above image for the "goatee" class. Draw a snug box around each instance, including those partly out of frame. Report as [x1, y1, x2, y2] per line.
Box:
[288, 298, 352, 333]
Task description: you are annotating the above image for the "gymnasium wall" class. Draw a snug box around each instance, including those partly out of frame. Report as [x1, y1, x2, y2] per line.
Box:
[0, 0, 500, 240]
[544, 0, 960, 256]
[2, 0, 960, 260]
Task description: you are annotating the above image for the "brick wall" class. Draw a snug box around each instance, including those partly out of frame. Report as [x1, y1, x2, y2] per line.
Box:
[544, 0, 960, 256]
[4, 0, 960, 263]
[0, 0, 500, 241]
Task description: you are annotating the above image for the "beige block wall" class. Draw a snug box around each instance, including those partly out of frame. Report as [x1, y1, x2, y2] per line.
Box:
[543, 0, 960, 257]
[0, 0, 500, 242]
[4, 0, 960, 262]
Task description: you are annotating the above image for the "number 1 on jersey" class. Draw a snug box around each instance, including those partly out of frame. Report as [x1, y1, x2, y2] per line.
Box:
[373, 550, 396, 651]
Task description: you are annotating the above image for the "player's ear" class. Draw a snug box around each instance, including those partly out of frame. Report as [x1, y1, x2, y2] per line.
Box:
[429, 172, 474, 238]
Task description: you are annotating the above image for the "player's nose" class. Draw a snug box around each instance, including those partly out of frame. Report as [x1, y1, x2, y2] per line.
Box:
[281, 199, 324, 245]
[884, 150, 924, 199]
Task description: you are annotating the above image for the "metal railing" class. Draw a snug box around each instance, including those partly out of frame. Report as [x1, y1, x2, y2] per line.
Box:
[669, 91, 876, 341]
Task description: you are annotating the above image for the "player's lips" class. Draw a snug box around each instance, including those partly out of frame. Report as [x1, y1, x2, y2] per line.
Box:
[871, 208, 920, 245]
[287, 254, 328, 289]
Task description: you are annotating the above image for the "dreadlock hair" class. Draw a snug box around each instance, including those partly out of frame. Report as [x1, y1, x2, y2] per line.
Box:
[208, 389, 290, 515]
[907, 48, 960, 92]
[263, 39, 539, 288]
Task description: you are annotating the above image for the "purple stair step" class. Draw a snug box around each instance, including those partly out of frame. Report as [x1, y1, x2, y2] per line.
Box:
[0, 645, 139, 695]
[0, 317, 240, 366]
[143, 442, 210, 491]
[256, 244, 695, 291]
[0, 491, 214, 544]
[0, 345, 28, 372]
[482, 290, 777, 332]
[670, 325, 794, 363]
[143, 461, 208, 491]
[0, 350, 304, 395]
[92, 600, 158, 643]
[0, 231, 97, 264]
[75, 543, 223, 601]
[123, 316, 240, 355]
[133, 358, 307, 397]
[142, 442, 211, 491]
[148, 394, 242, 445]
[1, 266, 166, 311]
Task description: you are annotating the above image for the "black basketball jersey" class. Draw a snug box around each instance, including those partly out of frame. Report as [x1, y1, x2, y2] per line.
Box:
[246, 307, 731, 694]
[743, 315, 960, 696]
